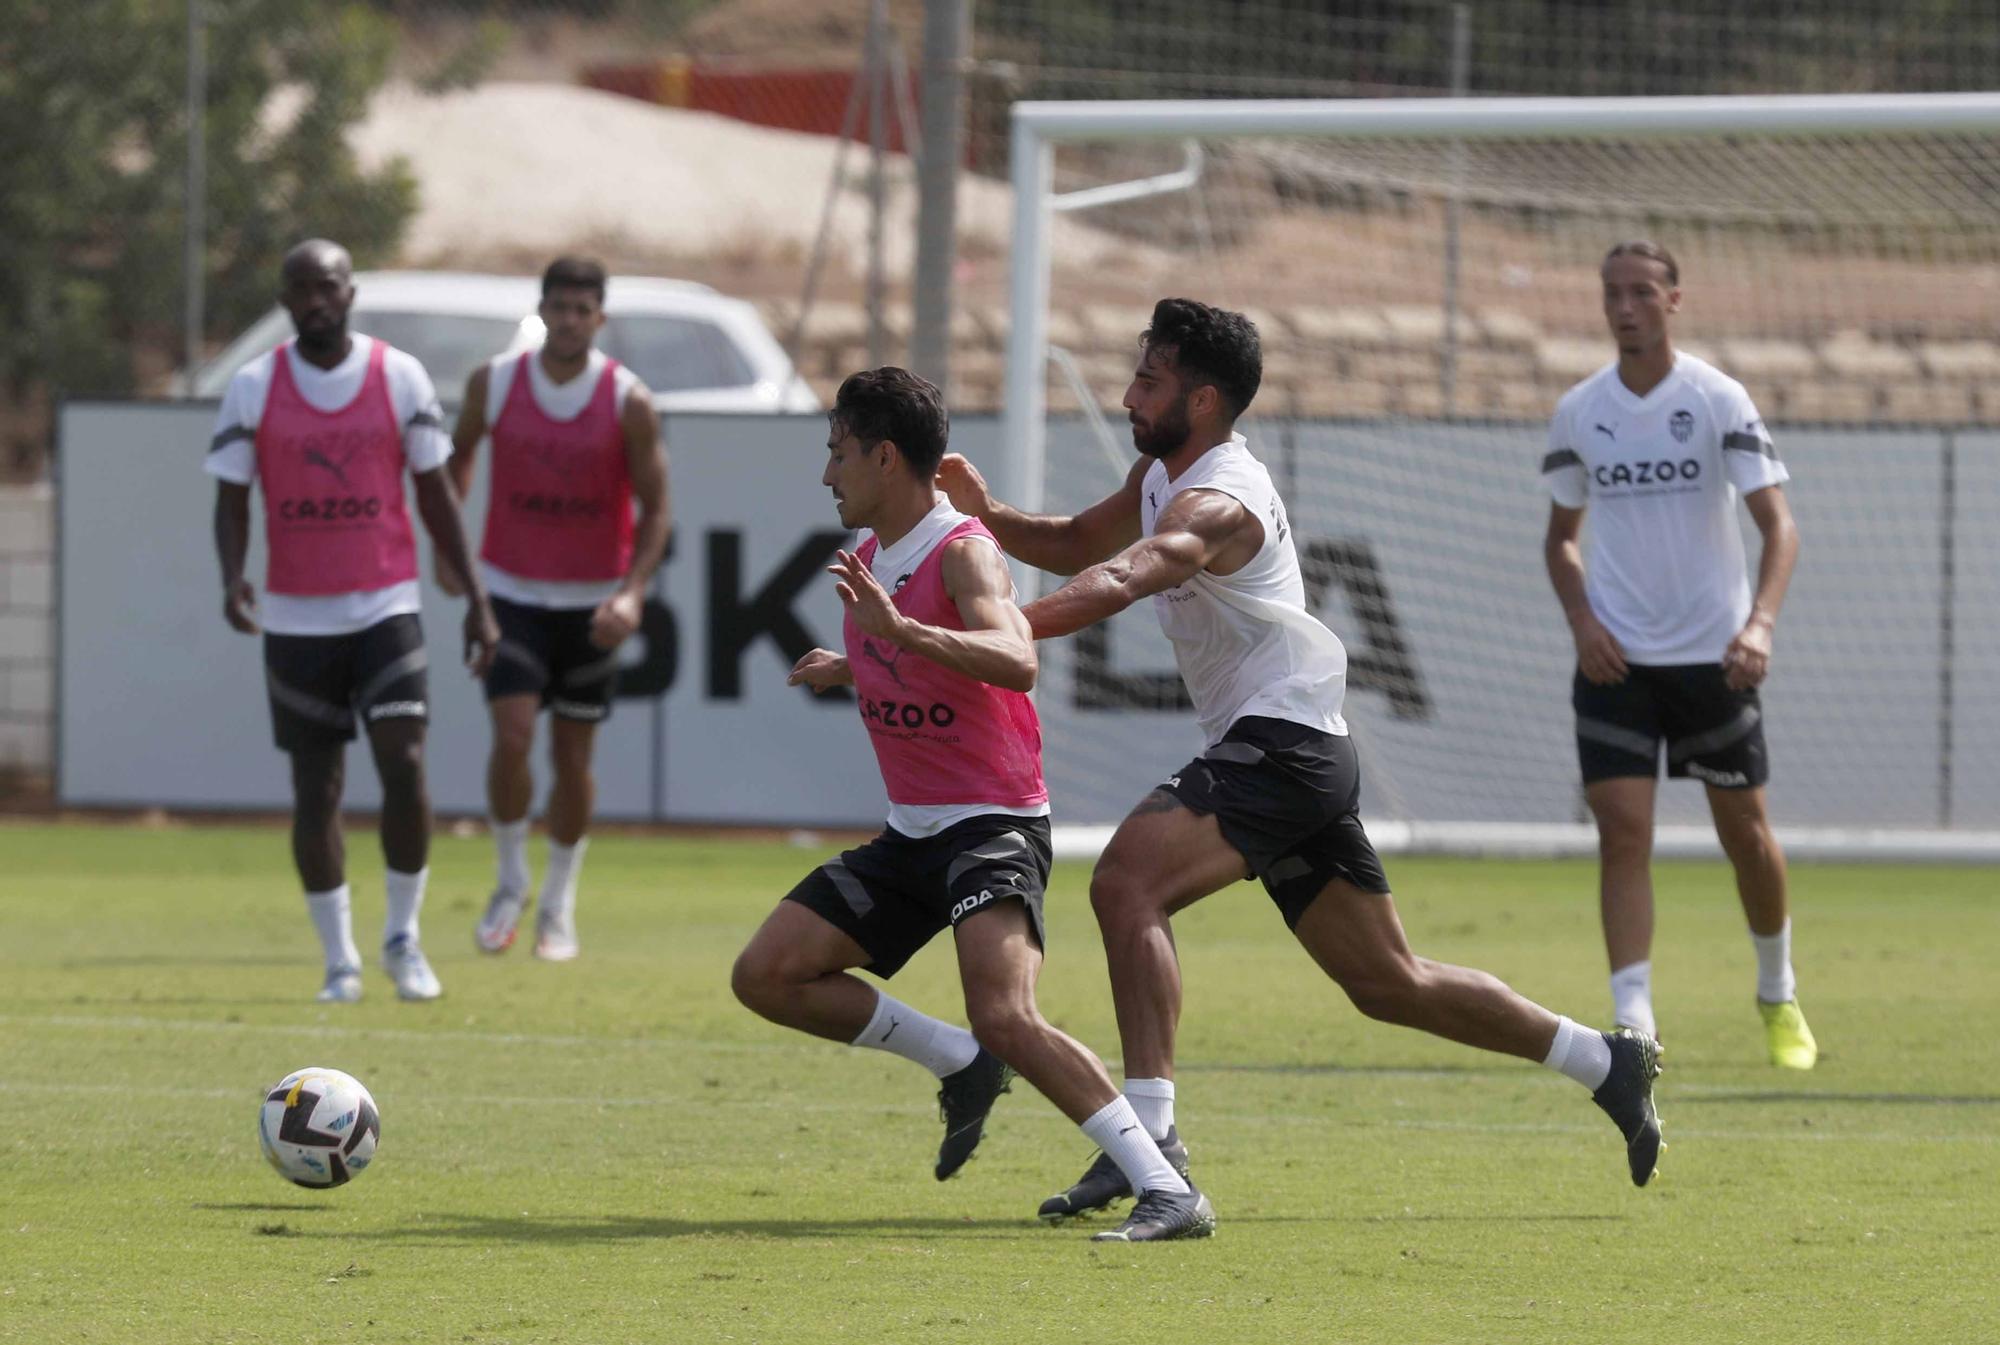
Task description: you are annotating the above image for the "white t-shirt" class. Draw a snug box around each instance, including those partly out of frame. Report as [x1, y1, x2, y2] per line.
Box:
[477, 349, 645, 611]
[859, 496, 1051, 839]
[205, 335, 450, 636]
[1543, 353, 1790, 665]
[1139, 434, 1349, 746]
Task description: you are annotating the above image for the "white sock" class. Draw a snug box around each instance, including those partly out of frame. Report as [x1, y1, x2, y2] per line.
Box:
[492, 816, 531, 895]
[1751, 919, 1797, 1003]
[1609, 960, 1655, 1038]
[1542, 1015, 1614, 1091]
[1124, 1077, 1176, 1141]
[383, 867, 427, 945]
[304, 885, 361, 971]
[850, 991, 981, 1079]
[540, 837, 587, 922]
[1082, 1095, 1191, 1196]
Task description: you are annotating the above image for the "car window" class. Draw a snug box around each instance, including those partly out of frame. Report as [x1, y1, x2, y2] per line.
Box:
[602, 315, 756, 393]
[352, 312, 525, 398]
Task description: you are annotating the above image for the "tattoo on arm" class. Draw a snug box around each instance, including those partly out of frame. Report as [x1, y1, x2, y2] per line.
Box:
[1130, 789, 1183, 817]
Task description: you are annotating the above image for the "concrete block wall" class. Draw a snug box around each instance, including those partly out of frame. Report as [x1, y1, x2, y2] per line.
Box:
[0, 484, 54, 780]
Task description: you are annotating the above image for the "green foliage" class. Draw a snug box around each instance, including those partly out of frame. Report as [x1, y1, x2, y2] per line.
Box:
[3, 824, 1997, 1342]
[0, 0, 415, 412]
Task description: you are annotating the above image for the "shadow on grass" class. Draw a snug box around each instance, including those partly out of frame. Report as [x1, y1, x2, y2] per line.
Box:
[1683, 1091, 2000, 1107]
[192, 1202, 334, 1213]
[1348, 1212, 1626, 1225]
[60, 954, 302, 968]
[45, 995, 305, 1008]
[1184, 1061, 1526, 1079]
[325, 1211, 1350, 1245]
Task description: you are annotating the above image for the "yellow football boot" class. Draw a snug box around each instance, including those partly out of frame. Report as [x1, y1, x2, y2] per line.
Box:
[1759, 999, 1819, 1070]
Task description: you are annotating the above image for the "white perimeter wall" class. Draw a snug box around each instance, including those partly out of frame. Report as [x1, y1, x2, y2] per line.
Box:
[53, 405, 2000, 835]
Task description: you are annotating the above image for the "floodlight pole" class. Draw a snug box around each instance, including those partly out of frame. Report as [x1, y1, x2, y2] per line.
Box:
[912, 0, 970, 396]
[182, 0, 207, 398]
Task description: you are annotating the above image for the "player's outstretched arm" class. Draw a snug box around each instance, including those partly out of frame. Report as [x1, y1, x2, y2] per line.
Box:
[830, 541, 1037, 692]
[1021, 487, 1249, 641]
[411, 466, 500, 676]
[1724, 484, 1800, 690]
[436, 364, 490, 596]
[589, 382, 672, 651]
[788, 648, 852, 693]
[936, 453, 1143, 576]
[212, 481, 259, 634]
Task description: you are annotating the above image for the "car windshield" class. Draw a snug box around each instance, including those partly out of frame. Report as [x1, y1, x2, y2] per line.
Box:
[602, 315, 756, 393]
[351, 312, 525, 399]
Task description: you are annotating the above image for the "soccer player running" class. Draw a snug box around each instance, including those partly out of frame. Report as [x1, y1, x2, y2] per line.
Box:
[1542, 241, 1814, 1068]
[209, 239, 500, 1003]
[443, 258, 670, 962]
[938, 298, 1664, 1227]
[732, 368, 1210, 1243]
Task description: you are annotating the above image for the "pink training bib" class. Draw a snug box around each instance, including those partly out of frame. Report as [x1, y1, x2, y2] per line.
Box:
[846, 519, 1048, 809]
[481, 354, 634, 582]
[256, 340, 418, 596]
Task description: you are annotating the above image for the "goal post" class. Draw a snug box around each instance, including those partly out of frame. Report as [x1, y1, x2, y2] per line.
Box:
[996, 92, 2000, 863]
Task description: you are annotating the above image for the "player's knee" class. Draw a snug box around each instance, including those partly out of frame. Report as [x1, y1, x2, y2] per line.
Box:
[291, 762, 343, 823]
[551, 744, 594, 788]
[1718, 813, 1778, 869]
[1340, 962, 1423, 1025]
[964, 995, 1039, 1063]
[376, 742, 426, 798]
[729, 945, 780, 1014]
[1595, 817, 1653, 868]
[1088, 865, 1148, 926]
[493, 722, 534, 763]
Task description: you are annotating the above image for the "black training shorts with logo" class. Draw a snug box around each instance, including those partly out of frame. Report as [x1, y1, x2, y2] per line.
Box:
[783, 814, 1053, 978]
[263, 613, 428, 752]
[1157, 715, 1391, 929]
[484, 595, 621, 722]
[1573, 663, 1769, 789]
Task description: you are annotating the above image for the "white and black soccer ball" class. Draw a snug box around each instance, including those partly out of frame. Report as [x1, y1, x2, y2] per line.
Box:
[257, 1067, 380, 1189]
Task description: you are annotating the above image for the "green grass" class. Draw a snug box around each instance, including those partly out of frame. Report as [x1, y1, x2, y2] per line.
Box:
[2, 820, 1996, 1344]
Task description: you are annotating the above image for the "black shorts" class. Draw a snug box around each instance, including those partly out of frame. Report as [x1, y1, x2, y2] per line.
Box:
[1157, 716, 1390, 929]
[1573, 664, 1769, 789]
[263, 614, 428, 753]
[784, 814, 1053, 979]
[485, 595, 621, 722]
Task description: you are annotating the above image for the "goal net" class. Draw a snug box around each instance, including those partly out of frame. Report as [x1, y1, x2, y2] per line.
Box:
[993, 95, 2000, 860]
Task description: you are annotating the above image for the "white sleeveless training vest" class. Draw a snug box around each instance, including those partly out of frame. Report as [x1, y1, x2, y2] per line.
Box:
[1138, 433, 1349, 746]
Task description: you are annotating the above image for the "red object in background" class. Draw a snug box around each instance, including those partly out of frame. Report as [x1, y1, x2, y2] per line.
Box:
[584, 62, 916, 155]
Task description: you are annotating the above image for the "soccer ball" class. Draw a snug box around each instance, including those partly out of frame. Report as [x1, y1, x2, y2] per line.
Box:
[257, 1067, 380, 1189]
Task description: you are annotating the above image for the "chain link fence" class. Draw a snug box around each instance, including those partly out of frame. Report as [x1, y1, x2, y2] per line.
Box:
[6, 0, 2000, 788]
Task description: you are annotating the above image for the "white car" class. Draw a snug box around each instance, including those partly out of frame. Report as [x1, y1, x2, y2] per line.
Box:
[192, 271, 820, 412]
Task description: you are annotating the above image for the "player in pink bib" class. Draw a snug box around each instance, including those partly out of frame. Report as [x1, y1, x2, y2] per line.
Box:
[731, 368, 1209, 1240]
[443, 258, 670, 963]
[209, 239, 499, 1005]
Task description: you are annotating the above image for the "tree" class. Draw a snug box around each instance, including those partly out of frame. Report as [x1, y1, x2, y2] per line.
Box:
[0, 0, 416, 473]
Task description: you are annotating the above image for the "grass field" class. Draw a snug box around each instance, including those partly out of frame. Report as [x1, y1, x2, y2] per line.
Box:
[3, 819, 1996, 1344]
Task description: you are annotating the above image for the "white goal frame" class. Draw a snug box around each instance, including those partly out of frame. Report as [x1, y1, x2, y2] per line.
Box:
[999, 92, 2000, 864]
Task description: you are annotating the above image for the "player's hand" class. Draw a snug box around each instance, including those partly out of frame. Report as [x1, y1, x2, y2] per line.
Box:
[1723, 614, 1774, 690]
[787, 647, 851, 693]
[829, 550, 905, 642]
[936, 453, 992, 518]
[590, 589, 643, 651]
[1571, 610, 1628, 685]
[434, 554, 467, 598]
[222, 578, 260, 635]
[463, 598, 501, 678]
